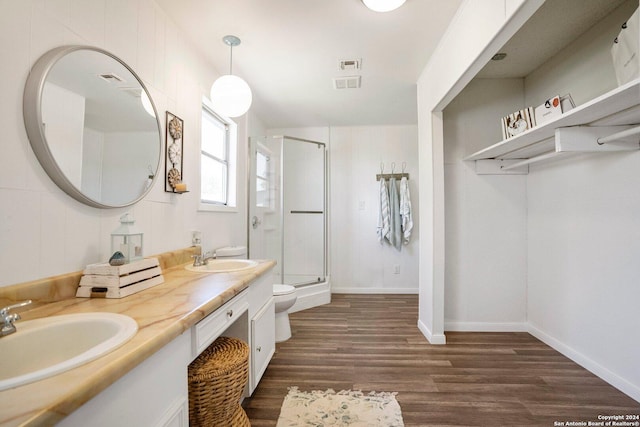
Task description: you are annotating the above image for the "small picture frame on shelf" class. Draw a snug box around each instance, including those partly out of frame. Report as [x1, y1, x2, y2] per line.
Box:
[500, 107, 536, 140]
[560, 94, 575, 112]
[165, 111, 185, 193]
[534, 94, 576, 126]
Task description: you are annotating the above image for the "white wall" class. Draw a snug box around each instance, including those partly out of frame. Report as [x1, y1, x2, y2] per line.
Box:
[268, 126, 420, 294]
[330, 125, 419, 293]
[0, 0, 251, 287]
[443, 78, 528, 331]
[81, 128, 104, 201]
[523, 0, 640, 401]
[101, 131, 158, 206]
[42, 81, 85, 188]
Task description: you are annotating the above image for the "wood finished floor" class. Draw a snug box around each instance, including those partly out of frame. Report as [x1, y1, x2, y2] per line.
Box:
[243, 294, 640, 426]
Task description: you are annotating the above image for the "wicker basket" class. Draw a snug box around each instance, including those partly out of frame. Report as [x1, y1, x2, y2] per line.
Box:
[188, 336, 250, 426]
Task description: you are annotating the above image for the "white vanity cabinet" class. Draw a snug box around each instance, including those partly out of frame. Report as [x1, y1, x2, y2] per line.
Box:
[59, 331, 191, 427]
[247, 269, 275, 393]
[59, 267, 275, 427]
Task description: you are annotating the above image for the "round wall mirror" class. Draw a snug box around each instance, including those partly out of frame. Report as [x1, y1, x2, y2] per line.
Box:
[23, 46, 162, 208]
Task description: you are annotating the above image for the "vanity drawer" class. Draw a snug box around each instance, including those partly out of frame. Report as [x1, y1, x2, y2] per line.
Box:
[192, 290, 249, 357]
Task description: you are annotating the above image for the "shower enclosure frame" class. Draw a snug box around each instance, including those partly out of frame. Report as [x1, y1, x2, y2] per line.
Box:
[279, 135, 328, 287]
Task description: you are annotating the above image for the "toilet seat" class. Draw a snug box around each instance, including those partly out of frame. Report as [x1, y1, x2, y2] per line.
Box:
[273, 284, 295, 296]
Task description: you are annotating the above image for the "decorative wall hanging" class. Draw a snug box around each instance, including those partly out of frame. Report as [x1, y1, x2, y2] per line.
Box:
[165, 111, 187, 193]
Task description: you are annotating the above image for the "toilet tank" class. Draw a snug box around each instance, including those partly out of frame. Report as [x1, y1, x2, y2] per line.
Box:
[216, 246, 247, 259]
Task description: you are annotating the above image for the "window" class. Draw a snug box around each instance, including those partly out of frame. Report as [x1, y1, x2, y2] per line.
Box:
[255, 149, 270, 208]
[200, 98, 237, 211]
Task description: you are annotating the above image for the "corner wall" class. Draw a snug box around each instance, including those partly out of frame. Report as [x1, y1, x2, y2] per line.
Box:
[443, 78, 528, 331]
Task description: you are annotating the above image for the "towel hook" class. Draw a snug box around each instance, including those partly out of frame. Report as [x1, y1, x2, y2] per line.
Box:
[402, 162, 406, 173]
[391, 162, 396, 173]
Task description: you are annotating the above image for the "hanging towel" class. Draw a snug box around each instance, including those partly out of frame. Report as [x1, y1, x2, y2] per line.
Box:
[377, 178, 391, 243]
[388, 177, 402, 251]
[399, 176, 413, 245]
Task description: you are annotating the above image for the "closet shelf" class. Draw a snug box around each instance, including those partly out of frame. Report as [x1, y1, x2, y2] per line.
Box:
[464, 78, 640, 163]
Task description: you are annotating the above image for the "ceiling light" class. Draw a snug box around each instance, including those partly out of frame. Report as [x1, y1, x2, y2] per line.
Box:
[209, 35, 253, 118]
[140, 90, 155, 117]
[362, 0, 406, 12]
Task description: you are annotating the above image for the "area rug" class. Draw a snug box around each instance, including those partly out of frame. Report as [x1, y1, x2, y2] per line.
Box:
[276, 386, 404, 426]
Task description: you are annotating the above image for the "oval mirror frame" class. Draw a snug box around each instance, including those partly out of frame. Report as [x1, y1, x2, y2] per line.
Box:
[23, 45, 162, 209]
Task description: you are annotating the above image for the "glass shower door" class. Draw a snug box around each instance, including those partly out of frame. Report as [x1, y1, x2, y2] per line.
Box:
[282, 137, 326, 286]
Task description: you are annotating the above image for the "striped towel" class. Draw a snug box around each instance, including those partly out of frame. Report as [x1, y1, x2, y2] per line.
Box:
[399, 176, 413, 244]
[377, 178, 390, 243]
[388, 177, 402, 251]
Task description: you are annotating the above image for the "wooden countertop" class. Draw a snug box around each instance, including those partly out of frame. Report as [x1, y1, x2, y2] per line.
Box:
[0, 259, 276, 427]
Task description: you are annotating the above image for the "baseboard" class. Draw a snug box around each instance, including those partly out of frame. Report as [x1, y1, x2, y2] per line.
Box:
[417, 319, 446, 345]
[445, 321, 528, 332]
[528, 323, 640, 403]
[289, 282, 331, 313]
[331, 287, 419, 294]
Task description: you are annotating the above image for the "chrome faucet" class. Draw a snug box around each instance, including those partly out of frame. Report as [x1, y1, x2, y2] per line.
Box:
[192, 251, 217, 267]
[192, 254, 204, 266]
[202, 251, 217, 265]
[1, 300, 32, 337]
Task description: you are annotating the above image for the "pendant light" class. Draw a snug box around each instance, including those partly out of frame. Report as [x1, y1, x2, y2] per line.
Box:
[209, 35, 252, 118]
[362, 0, 406, 12]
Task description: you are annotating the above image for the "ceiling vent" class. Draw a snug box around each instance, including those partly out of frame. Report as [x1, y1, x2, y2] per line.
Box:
[333, 75, 361, 90]
[98, 73, 125, 83]
[338, 58, 361, 71]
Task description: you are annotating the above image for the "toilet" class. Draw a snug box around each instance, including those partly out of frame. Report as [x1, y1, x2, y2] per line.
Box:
[217, 246, 298, 342]
[273, 284, 297, 342]
[215, 246, 247, 259]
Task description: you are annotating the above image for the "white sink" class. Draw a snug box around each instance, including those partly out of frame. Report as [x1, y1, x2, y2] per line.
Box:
[185, 259, 258, 273]
[0, 312, 138, 391]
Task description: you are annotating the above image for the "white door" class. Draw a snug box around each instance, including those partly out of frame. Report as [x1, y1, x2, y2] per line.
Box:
[248, 138, 274, 259]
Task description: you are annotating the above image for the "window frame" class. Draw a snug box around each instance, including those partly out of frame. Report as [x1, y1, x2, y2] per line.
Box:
[199, 97, 238, 212]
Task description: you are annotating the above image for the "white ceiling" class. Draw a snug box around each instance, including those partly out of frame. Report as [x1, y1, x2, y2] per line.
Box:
[155, 0, 632, 129]
[155, 0, 462, 128]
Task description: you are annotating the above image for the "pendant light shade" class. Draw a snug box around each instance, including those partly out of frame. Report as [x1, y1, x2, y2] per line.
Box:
[362, 0, 406, 12]
[210, 35, 253, 118]
[210, 75, 252, 118]
[140, 90, 155, 117]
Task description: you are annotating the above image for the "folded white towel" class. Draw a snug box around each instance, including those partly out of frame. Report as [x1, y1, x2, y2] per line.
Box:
[399, 177, 413, 244]
[377, 178, 390, 243]
[388, 177, 402, 251]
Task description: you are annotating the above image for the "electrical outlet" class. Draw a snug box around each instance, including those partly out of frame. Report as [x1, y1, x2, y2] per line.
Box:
[393, 265, 400, 274]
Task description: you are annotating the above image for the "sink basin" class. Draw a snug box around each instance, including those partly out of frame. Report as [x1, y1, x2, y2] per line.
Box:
[0, 312, 138, 391]
[185, 259, 258, 273]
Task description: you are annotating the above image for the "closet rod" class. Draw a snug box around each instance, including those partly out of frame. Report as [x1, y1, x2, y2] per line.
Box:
[597, 125, 640, 145]
[376, 173, 409, 181]
[500, 152, 556, 170]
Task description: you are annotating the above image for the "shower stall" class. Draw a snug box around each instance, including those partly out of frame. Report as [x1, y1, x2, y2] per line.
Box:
[248, 135, 328, 294]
